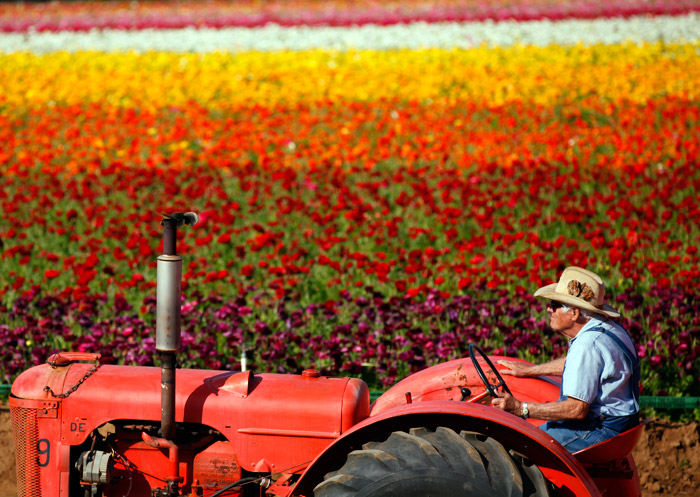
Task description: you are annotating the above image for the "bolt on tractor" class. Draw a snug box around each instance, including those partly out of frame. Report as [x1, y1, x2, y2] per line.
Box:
[10, 213, 646, 497]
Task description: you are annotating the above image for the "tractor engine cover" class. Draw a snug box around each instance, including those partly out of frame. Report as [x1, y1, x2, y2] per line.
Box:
[10, 358, 370, 495]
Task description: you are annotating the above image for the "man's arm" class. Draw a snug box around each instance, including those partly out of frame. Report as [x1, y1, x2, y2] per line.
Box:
[491, 392, 589, 421]
[497, 357, 566, 377]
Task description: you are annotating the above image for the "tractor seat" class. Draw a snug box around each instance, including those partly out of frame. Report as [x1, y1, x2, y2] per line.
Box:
[573, 419, 649, 464]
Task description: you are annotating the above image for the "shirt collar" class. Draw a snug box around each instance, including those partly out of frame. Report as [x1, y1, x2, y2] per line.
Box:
[569, 316, 605, 344]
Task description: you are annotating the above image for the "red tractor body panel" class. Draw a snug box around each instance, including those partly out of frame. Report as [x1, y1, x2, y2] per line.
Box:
[10, 360, 369, 495]
[371, 355, 561, 417]
[10, 353, 642, 497]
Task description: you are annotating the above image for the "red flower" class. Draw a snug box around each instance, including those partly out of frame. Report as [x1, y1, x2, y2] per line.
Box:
[608, 247, 623, 267]
[76, 269, 97, 286]
[44, 269, 60, 279]
[84, 253, 99, 269]
[405, 287, 421, 298]
[12, 276, 25, 290]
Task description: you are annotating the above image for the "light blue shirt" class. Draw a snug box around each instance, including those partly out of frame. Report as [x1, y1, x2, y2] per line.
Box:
[561, 317, 639, 417]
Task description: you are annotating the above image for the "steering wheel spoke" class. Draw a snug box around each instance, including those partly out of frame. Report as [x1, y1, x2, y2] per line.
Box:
[468, 344, 512, 397]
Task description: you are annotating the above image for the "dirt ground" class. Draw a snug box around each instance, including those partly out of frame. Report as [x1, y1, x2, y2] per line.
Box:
[1, 403, 16, 497]
[0, 402, 698, 496]
[632, 418, 700, 496]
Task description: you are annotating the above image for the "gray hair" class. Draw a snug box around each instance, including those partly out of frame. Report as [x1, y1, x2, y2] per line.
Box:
[560, 305, 596, 322]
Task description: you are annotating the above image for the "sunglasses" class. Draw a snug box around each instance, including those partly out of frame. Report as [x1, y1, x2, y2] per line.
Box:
[549, 300, 566, 310]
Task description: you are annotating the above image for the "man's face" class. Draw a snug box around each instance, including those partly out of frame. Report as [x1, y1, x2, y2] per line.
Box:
[547, 300, 578, 338]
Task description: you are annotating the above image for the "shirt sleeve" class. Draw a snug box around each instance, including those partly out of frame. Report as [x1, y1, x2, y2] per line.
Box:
[561, 335, 605, 404]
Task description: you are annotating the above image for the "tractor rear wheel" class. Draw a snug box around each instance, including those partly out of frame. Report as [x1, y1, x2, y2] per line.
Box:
[313, 426, 552, 497]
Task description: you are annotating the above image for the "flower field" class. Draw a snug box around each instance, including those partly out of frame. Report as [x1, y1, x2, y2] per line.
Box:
[1, 1, 699, 404]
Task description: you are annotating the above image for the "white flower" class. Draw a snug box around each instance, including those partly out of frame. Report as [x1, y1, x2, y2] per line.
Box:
[1, 13, 699, 53]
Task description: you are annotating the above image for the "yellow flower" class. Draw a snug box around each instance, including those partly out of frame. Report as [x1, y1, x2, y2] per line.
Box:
[1, 42, 697, 109]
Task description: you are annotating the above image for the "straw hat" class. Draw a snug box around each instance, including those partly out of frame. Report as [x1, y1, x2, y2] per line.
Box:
[534, 266, 620, 318]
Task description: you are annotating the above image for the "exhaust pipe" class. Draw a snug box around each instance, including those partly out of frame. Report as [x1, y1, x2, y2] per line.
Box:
[156, 212, 198, 440]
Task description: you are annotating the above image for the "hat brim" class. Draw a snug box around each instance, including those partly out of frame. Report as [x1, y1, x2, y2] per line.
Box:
[534, 284, 620, 319]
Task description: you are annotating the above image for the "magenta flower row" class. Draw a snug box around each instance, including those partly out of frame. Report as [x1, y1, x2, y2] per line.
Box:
[1, 0, 699, 33]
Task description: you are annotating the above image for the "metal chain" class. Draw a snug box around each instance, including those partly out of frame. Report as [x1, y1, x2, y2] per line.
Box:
[44, 363, 101, 399]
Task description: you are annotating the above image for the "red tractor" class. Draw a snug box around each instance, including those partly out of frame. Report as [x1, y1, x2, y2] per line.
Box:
[10, 214, 645, 497]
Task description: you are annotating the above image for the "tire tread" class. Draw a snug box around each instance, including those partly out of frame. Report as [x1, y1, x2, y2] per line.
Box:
[314, 427, 551, 497]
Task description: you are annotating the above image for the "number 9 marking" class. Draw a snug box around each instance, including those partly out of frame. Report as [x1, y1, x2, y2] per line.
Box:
[37, 439, 50, 467]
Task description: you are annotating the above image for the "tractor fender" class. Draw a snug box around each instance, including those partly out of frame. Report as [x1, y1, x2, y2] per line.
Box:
[371, 356, 561, 415]
[293, 400, 602, 497]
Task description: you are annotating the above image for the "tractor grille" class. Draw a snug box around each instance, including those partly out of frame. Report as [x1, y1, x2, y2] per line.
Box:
[10, 406, 41, 497]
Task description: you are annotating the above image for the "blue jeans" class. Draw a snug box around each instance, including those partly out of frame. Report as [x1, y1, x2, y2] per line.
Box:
[540, 419, 620, 452]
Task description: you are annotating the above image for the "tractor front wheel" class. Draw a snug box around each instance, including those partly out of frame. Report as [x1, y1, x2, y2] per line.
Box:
[313, 426, 552, 497]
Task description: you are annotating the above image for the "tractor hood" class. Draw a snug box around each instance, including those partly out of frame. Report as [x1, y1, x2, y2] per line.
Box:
[10, 356, 370, 473]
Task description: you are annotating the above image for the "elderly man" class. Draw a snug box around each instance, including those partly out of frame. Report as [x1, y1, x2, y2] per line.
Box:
[491, 266, 640, 452]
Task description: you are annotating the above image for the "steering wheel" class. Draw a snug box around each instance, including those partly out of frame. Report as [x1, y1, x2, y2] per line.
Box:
[468, 344, 512, 397]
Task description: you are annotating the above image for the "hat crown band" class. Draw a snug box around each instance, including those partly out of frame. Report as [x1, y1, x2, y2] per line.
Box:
[554, 274, 604, 307]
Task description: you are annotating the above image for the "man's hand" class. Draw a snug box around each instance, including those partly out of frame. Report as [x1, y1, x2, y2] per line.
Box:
[491, 390, 523, 416]
[496, 360, 536, 377]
